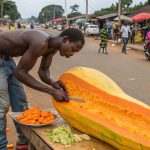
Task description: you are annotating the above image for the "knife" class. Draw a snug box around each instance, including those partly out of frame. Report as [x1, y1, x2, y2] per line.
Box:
[69, 96, 86, 103]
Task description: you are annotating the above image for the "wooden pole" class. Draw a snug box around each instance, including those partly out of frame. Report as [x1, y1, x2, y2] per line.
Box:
[86, 0, 88, 21]
[1, 1, 4, 19]
[65, 0, 68, 28]
[118, 0, 121, 26]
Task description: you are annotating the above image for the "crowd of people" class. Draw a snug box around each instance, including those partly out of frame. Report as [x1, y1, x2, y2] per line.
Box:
[98, 20, 150, 54]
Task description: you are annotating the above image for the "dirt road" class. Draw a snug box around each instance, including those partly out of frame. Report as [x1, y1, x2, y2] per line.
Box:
[7, 29, 150, 149]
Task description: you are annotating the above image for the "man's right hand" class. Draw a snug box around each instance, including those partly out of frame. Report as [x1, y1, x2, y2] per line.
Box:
[51, 89, 69, 102]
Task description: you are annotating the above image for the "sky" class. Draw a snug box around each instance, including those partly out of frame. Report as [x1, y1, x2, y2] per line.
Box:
[14, 0, 147, 18]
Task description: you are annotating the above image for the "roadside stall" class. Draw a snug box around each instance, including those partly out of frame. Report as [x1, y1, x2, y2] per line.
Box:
[9, 108, 115, 150]
[51, 18, 65, 30]
[9, 67, 150, 150]
[132, 13, 150, 43]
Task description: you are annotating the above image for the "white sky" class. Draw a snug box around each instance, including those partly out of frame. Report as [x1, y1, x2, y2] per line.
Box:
[14, 0, 147, 18]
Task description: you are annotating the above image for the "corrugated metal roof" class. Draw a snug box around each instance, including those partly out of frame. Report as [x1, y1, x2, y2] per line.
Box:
[127, 5, 150, 17]
[68, 15, 86, 21]
[96, 13, 118, 19]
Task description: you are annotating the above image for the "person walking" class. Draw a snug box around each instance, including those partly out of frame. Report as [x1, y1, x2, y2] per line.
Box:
[120, 22, 131, 54]
[98, 24, 109, 54]
[17, 22, 21, 29]
[0, 28, 85, 150]
[30, 22, 34, 29]
[130, 25, 136, 44]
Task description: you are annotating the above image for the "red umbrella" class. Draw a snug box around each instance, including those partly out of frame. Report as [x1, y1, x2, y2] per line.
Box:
[132, 13, 150, 22]
[52, 18, 64, 22]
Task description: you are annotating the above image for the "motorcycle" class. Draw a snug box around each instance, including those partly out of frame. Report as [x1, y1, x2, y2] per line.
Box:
[144, 41, 150, 60]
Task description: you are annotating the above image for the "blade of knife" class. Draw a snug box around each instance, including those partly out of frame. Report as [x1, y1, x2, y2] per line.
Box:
[69, 96, 86, 103]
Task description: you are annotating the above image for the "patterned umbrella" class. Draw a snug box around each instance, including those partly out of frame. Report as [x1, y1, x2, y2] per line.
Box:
[132, 13, 150, 22]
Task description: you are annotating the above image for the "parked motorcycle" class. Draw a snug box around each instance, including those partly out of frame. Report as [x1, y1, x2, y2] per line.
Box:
[144, 42, 150, 60]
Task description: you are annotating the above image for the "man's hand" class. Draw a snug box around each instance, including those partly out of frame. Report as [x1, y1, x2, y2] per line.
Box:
[52, 89, 69, 102]
[52, 80, 68, 92]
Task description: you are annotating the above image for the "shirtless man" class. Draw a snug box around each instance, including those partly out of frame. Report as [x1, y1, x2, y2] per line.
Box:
[0, 28, 85, 150]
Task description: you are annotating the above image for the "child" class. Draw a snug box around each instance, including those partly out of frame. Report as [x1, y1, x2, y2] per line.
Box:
[98, 24, 109, 54]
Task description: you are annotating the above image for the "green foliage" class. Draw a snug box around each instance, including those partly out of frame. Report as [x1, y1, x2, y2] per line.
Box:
[0, 0, 21, 21]
[70, 4, 79, 13]
[91, 4, 117, 18]
[121, 0, 133, 9]
[68, 12, 82, 18]
[38, 5, 64, 23]
[127, 2, 146, 12]
[67, 4, 82, 18]
[91, 1, 148, 18]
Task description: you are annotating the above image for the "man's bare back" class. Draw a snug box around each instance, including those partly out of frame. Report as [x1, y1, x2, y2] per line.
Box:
[0, 29, 51, 57]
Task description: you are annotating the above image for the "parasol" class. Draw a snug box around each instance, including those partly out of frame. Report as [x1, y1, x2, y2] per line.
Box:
[75, 18, 87, 24]
[114, 15, 132, 22]
[132, 13, 150, 22]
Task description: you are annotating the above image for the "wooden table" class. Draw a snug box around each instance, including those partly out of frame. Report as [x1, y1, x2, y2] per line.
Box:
[9, 109, 116, 150]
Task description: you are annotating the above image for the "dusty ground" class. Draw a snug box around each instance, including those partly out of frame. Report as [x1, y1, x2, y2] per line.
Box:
[7, 28, 150, 149]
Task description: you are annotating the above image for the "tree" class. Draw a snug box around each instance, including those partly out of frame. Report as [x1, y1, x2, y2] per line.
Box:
[91, 3, 117, 18]
[67, 4, 82, 18]
[148, 0, 150, 5]
[67, 12, 82, 18]
[70, 4, 79, 13]
[121, 0, 133, 9]
[0, 0, 21, 21]
[38, 5, 64, 23]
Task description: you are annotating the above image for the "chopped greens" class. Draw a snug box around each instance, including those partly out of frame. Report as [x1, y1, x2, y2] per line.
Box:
[47, 125, 90, 146]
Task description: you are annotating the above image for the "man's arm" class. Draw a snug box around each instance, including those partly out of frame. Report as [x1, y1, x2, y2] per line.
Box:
[14, 46, 68, 102]
[120, 26, 123, 37]
[38, 53, 54, 86]
[128, 26, 131, 39]
[38, 52, 68, 92]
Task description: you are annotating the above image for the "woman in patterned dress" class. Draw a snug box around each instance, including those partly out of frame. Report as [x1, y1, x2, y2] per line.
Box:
[98, 24, 109, 54]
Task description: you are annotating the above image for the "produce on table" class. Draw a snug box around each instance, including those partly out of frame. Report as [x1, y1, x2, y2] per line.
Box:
[52, 67, 150, 150]
[16, 107, 55, 124]
[47, 125, 90, 146]
[6, 127, 10, 133]
[7, 144, 14, 149]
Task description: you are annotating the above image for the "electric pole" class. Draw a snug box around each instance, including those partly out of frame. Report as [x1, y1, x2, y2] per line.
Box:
[118, 0, 121, 25]
[53, 5, 56, 19]
[86, 0, 88, 21]
[65, 0, 68, 28]
[1, 0, 4, 19]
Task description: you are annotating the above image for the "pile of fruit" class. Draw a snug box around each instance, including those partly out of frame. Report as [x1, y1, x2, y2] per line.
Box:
[16, 107, 55, 124]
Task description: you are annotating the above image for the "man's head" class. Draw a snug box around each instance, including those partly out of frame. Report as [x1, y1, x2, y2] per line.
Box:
[123, 21, 127, 26]
[59, 28, 85, 58]
[103, 24, 107, 29]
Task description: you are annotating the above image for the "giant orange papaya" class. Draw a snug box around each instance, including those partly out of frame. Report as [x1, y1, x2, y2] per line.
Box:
[52, 67, 150, 150]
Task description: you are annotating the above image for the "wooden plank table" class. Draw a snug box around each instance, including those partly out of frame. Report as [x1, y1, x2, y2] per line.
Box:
[9, 109, 116, 150]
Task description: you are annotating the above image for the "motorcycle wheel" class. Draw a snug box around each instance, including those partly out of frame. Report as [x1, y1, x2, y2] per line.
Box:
[145, 53, 150, 60]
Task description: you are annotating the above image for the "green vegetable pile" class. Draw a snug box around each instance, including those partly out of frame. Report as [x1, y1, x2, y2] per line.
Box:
[47, 125, 90, 146]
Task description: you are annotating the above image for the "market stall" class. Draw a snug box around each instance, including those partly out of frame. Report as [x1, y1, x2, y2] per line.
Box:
[132, 13, 150, 43]
[9, 109, 115, 150]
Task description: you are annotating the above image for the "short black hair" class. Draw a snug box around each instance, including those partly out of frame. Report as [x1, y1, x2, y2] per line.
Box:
[59, 28, 85, 45]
